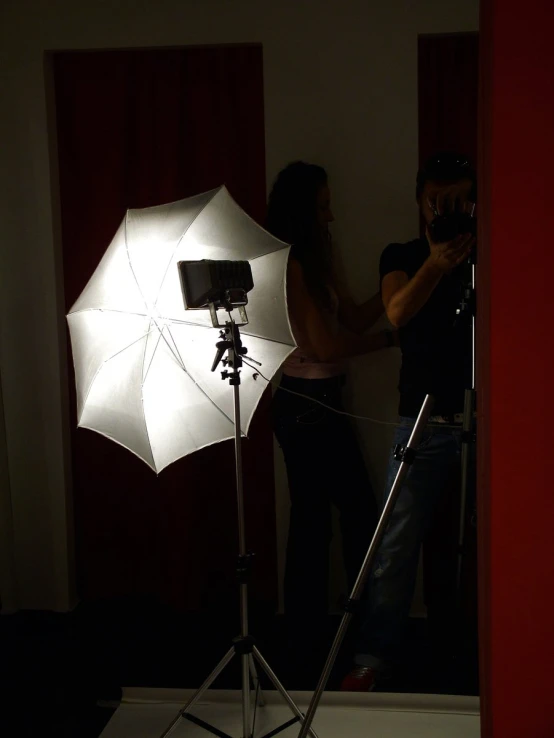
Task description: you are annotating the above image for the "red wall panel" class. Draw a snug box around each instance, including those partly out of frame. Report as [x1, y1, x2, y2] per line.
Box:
[479, 2, 554, 735]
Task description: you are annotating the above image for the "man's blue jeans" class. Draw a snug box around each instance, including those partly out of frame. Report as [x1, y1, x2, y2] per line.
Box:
[355, 417, 473, 669]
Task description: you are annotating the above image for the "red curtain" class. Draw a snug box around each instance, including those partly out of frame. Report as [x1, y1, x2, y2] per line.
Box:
[478, 1, 554, 735]
[417, 33, 479, 621]
[53, 45, 277, 612]
[418, 33, 479, 166]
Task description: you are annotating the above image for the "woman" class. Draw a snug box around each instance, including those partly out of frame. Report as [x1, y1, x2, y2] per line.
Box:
[266, 161, 396, 642]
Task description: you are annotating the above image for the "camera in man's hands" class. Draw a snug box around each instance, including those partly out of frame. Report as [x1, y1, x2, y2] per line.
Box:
[429, 206, 476, 243]
[419, 152, 477, 243]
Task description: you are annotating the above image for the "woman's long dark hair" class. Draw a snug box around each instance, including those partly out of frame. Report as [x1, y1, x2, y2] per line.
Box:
[266, 161, 334, 308]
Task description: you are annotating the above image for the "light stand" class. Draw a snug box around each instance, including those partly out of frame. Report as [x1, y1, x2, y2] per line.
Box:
[296, 395, 436, 738]
[159, 294, 318, 738]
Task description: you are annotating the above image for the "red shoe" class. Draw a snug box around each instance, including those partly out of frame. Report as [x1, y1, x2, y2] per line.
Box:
[340, 665, 376, 692]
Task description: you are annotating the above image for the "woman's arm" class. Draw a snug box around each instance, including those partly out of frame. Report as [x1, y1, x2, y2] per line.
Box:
[288, 260, 392, 362]
[332, 254, 385, 334]
[337, 291, 384, 334]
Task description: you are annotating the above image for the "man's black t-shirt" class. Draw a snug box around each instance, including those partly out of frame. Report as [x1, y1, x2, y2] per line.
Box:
[380, 238, 471, 418]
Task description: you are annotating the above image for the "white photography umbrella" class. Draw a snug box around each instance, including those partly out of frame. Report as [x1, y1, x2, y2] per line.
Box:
[67, 185, 318, 738]
[67, 185, 295, 473]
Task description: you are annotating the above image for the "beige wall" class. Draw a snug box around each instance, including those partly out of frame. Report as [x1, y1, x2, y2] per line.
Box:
[0, 372, 17, 612]
[0, 0, 478, 611]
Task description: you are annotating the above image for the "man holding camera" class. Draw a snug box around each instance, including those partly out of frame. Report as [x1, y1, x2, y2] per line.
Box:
[341, 152, 477, 691]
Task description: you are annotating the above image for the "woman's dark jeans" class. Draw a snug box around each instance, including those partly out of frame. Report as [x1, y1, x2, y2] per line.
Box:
[272, 374, 378, 629]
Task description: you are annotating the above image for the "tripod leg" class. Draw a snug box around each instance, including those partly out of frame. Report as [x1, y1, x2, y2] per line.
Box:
[158, 647, 235, 738]
[252, 647, 319, 738]
[457, 388, 475, 601]
[242, 650, 251, 738]
[296, 395, 436, 738]
[249, 654, 266, 706]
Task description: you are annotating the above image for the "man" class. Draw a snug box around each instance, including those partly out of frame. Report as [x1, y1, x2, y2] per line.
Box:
[341, 152, 477, 691]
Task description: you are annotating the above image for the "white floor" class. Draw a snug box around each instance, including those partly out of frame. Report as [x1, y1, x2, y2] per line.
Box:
[100, 688, 480, 738]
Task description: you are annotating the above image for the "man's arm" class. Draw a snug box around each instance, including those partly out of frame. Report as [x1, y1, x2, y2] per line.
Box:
[382, 232, 474, 328]
[382, 264, 442, 327]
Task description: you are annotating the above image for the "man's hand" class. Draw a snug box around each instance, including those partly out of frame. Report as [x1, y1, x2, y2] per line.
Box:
[429, 180, 474, 215]
[426, 229, 474, 273]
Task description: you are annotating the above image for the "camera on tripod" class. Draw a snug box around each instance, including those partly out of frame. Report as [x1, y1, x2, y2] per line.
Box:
[428, 203, 476, 243]
[418, 152, 477, 244]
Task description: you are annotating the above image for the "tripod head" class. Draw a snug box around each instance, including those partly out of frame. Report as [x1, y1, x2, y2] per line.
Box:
[211, 321, 248, 384]
[210, 313, 261, 385]
[455, 246, 476, 324]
